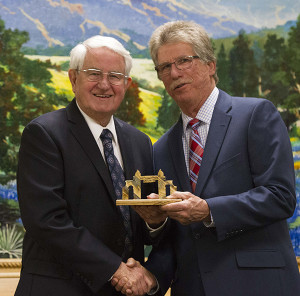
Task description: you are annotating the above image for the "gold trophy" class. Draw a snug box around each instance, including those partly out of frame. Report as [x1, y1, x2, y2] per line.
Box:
[116, 170, 181, 205]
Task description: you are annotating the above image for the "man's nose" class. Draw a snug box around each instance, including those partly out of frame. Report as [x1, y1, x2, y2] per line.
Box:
[169, 63, 182, 78]
[97, 74, 111, 88]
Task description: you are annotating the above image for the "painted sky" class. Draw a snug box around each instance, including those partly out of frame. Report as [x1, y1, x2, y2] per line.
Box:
[0, 0, 299, 48]
[149, 0, 300, 29]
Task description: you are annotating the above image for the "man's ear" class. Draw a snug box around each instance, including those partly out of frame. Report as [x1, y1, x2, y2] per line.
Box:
[68, 69, 77, 93]
[125, 76, 132, 90]
[208, 61, 216, 76]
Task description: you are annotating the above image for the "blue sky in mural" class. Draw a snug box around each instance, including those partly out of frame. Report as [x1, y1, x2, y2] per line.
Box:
[0, 0, 300, 48]
[183, 0, 300, 28]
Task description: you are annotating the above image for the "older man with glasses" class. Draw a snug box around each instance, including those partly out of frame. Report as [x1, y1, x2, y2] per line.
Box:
[132, 20, 300, 296]
[15, 35, 157, 296]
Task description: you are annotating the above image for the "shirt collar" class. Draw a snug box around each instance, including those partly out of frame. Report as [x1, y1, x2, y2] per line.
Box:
[182, 87, 219, 133]
[76, 101, 118, 144]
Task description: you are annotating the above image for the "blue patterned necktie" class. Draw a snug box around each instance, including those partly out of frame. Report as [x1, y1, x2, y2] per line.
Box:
[100, 129, 133, 259]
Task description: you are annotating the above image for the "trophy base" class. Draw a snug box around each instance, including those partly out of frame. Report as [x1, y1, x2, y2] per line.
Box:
[116, 199, 182, 206]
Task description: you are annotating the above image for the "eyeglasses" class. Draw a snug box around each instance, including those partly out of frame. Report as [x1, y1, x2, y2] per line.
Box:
[155, 55, 200, 79]
[77, 68, 129, 85]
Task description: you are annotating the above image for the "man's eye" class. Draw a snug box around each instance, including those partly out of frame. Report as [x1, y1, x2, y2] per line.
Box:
[178, 58, 190, 64]
[89, 71, 101, 76]
[161, 64, 171, 71]
[109, 73, 121, 80]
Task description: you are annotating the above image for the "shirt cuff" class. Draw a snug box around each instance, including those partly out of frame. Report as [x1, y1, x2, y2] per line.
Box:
[147, 277, 160, 295]
[203, 211, 215, 228]
[147, 218, 168, 238]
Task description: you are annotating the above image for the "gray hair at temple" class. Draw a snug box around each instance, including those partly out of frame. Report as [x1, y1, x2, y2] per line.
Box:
[149, 20, 218, 83]
[69, 35, 133, 76]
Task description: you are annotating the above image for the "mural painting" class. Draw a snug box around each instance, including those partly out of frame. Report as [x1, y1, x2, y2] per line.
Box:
[0, 0, 300, 264]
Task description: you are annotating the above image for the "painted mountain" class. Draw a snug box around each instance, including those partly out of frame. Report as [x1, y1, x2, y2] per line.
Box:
[0, 0, 264, 50]
[0, 0, 299, 53]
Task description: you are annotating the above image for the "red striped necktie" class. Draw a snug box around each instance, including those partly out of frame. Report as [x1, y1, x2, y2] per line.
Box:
[189, 119, 204, 192]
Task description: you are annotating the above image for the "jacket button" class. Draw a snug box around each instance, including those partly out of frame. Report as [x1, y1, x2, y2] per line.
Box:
[194, 233, 201, 239]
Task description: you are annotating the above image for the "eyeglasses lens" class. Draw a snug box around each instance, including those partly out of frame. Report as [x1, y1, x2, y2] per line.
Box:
[84, 70, 125, 85]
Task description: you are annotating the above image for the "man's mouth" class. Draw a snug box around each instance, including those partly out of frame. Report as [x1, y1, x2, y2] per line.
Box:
[174, 83, 186, 90]
[94, 94, 112, 98]
[171, 78, 193, 91]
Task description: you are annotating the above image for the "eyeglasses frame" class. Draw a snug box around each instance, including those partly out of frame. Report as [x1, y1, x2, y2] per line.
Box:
[155, 55, 200, 79]
[77, 68, 129, 85]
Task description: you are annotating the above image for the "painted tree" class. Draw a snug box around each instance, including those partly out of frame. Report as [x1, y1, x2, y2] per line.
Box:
[285, 15, 300, 111]
[216, 43, 231, 93]
[261, 34, 288, 106]
[229, 30, 259, 97]
[115, 80, 145, 126]
[0, 19, 67, 182]
[261, 15, 300, 130]
[156, 89, 180, 131]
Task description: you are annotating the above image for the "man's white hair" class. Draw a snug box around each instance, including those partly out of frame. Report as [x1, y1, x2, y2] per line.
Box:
[69, 35, 132, 75]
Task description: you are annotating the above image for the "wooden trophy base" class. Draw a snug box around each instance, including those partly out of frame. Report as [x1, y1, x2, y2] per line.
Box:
[118, 170, 180, 206]
[116, 199, 182, 206]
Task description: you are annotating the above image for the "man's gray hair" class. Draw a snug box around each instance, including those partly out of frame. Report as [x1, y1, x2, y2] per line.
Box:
[149, 20, 218, 83]
[69, 35, 132, 76]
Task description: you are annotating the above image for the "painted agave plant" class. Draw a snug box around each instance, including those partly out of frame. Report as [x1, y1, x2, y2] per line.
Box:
[0, 224, 23, 258]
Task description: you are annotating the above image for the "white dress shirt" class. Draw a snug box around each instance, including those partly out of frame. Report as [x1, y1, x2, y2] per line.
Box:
[76, 102, 124, 168]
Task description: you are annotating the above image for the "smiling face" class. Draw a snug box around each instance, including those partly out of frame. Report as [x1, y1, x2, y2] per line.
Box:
[157, 42, 216, 117]
[68, 47, 131, 126]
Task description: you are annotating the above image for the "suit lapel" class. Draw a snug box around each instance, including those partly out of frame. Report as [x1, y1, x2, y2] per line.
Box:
[168, 119, 191, 192]
[194, 90, 232, 196]
[114, 118, 136, 180]
[66, 100, 116, 202]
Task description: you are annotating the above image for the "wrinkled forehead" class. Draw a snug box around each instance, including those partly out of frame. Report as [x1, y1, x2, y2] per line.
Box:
[83, 47, 126, 70]
[157, 42, 195, 63]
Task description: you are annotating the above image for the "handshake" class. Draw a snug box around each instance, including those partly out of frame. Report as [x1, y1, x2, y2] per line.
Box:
[111, 258, 157, 296]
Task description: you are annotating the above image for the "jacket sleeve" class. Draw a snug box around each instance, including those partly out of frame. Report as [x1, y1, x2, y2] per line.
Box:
[206, 99, 296, 241]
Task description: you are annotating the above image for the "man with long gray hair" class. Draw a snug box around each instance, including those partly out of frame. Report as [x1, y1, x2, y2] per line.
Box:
[134, 20, 300, 296]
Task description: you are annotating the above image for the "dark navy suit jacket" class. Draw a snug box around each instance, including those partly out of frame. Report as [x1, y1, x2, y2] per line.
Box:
[15, 99, 154, 296]
[146, 89, 300, 296]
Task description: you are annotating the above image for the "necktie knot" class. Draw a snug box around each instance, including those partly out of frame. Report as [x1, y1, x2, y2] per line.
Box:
[100, 128, 113, 141]
[189, 118, 201, 130]
[100, 129, 113, 152]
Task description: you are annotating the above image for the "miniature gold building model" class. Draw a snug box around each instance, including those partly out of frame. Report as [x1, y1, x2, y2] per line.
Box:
[116, 170, 181, 206]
